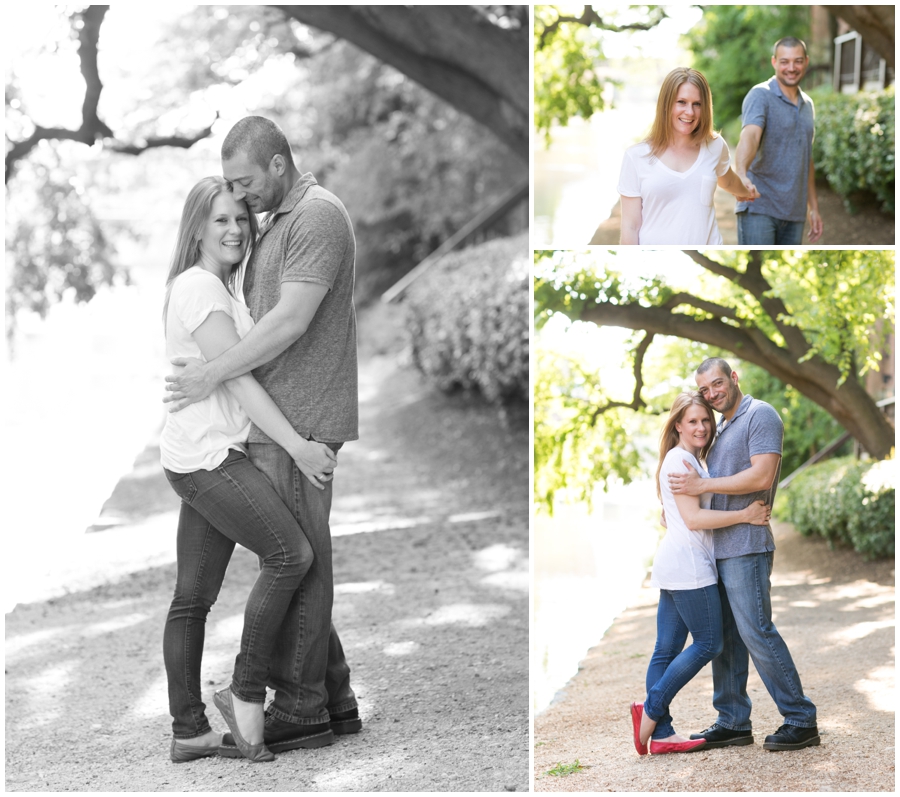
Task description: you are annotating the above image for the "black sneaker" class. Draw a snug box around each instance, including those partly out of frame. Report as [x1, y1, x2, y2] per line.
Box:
[763, 723, 820, 751]
[328, 706, 363, 735]
[689, 722, 754, 748]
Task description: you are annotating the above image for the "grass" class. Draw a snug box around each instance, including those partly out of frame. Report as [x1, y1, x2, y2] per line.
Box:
[547, 760, 585, 777]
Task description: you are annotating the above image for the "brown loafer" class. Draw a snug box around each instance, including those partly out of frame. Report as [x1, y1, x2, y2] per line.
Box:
[170, 737, 219, 763]
[213, 687, 275, 762]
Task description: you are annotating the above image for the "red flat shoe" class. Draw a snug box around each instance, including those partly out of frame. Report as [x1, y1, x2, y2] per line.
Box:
[630, 702, 648, 756]
[649, 738, 707, 755]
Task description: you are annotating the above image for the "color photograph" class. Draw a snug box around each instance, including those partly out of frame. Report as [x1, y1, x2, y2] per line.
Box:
[533, 248, 894, 791]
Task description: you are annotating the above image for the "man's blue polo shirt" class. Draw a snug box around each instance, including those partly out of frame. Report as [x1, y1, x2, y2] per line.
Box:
[707, 395, 783, 559]
[736, 76, 815, 223]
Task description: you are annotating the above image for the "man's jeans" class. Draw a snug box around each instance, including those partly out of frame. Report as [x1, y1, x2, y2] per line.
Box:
[645, 584, 723, 740]
[736, 212, 804, 245]
[163, 450, 314, 739]
[713, 552, 817, 730]
[249, 442, 357, 726]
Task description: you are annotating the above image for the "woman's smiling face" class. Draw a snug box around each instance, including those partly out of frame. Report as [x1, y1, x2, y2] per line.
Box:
[670, 81, 702, 137]
[675, 404, 712, 451]
[198, 192, 251, 268]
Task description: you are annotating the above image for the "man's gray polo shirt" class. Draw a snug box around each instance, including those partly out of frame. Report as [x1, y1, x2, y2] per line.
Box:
[707, 395, 782, 559]
[243, 173, 358, 444]
[736, 76, 815, 222]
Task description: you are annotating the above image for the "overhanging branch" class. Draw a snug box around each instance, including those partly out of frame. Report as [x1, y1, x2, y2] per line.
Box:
[587, 331, 655, 424]
[537, 5, 668, 49]
[6, 5, 216, 183]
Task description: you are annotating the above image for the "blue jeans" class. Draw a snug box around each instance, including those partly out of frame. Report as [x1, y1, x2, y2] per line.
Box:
[736, 212, 804, 245]
[163, 450, 314, 739]
[644, 584, 723, 739]
[713, 552, 817, 730]
[249, 443, 357, 726]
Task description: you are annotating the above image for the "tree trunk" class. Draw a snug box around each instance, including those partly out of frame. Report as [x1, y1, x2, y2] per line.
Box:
[274, 5, 528, 160]
[827, 6, 895, 68]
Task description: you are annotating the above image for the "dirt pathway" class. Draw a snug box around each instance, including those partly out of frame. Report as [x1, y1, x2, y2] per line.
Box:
[590, 183, 895, 246]
[5, 305, 529, 792]
[534, 520, 894, 792]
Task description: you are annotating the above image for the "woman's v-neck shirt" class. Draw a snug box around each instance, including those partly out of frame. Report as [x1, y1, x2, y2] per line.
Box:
[618, 135, 730, 244]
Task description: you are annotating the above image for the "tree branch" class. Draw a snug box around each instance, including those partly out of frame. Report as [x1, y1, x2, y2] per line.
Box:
[683, 249, 812, 358]
[273, 5, 527, 159]
[108, 114, 220, 155]
[587, 331, 655, 424]
[537, 5, 668, 49]
[6, 5, 216, 183]
[662, 292, 740, 320]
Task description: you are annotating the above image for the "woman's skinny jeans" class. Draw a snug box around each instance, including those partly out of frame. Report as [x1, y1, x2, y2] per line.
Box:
[163, 450, 313, 739]
[644, 583, 723, 740]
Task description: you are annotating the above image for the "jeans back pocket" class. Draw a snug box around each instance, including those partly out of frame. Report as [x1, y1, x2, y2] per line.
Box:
[164, 469, 197, 503]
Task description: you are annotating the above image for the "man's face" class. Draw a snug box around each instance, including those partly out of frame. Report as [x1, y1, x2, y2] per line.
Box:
[222, 150, 282, 214]
[695, 367, 741, 416]
[771, 45, 808, 89]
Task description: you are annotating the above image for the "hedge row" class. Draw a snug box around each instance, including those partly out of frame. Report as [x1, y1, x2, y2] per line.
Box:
[783, 455, 895, 560]
[811, 86, 895, 213]
[404, 233, 528, 405]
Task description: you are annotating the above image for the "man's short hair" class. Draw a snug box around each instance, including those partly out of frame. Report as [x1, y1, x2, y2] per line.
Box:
[696, 357, 734, 378]
[773, 37, 808, 57]
[221, 116, 294, 169]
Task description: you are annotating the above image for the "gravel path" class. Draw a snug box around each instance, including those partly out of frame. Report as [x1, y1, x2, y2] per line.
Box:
[534, 520, 895, 792]
[5, 305, 529, 792]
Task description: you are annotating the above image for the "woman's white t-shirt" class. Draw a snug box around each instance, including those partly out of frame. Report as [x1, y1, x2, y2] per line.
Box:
[617, 135, 731, 245]
[651, 447, 717, 591]
[160, 267, 254, 473]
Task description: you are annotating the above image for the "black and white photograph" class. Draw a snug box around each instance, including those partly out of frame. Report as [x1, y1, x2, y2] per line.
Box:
[5, 5, 529, 791]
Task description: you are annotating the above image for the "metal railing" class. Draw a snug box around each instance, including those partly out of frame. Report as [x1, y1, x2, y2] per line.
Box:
[381, 178, 528, 303]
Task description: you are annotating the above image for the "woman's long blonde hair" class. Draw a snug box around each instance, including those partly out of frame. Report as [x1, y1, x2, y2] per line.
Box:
[162, 176, 258, 325]
[645, 67, 715, 158]
[655, 391, 716, 500]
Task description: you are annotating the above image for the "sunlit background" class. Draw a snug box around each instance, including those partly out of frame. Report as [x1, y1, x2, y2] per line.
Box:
[532, 249, 711, 713]
[533, 4, 703, 247]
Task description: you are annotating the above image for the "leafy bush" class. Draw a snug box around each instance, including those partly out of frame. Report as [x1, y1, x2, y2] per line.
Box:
[811, 86, 895, 213]
[784, 455, 895, 560]
[404, 233, 528, 405]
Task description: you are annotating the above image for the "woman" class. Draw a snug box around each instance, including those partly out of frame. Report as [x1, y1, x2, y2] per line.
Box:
[617, 67, 759, 244]
[160, 177, 337, 763]
[630, 392, 770, 756]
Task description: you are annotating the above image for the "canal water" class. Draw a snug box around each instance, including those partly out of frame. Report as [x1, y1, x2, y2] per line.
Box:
[532, 476, 661, 714]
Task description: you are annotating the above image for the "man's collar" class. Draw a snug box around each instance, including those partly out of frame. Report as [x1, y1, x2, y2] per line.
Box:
[769, 76, 806, 106]
[266, 172, 318, 222]
[718, 394, 753, 429]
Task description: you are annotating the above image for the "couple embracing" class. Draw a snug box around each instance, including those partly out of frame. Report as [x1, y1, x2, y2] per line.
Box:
[159, 116, 360, 762]
[631, 358, 819, 756]
[618, 36, 822, 245]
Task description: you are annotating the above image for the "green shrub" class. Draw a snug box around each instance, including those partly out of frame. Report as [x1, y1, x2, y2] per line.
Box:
[784, 455, 895, 560]
[404, 233, 528, 405]
[810, 86, 895, 213]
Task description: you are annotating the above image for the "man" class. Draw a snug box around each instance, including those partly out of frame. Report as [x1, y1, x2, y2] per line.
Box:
[669, 358, 819, 751]
[165, 116, 361, 751]
[734, 37, 823, 245]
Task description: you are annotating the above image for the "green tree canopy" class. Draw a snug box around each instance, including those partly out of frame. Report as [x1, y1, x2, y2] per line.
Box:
[533, 4, 667, 138]
[535, 249, 895, 507]
[684, 5, 810, 126]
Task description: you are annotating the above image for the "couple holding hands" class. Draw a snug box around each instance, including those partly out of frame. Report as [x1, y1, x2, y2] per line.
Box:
[619, 36, 822, 245]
